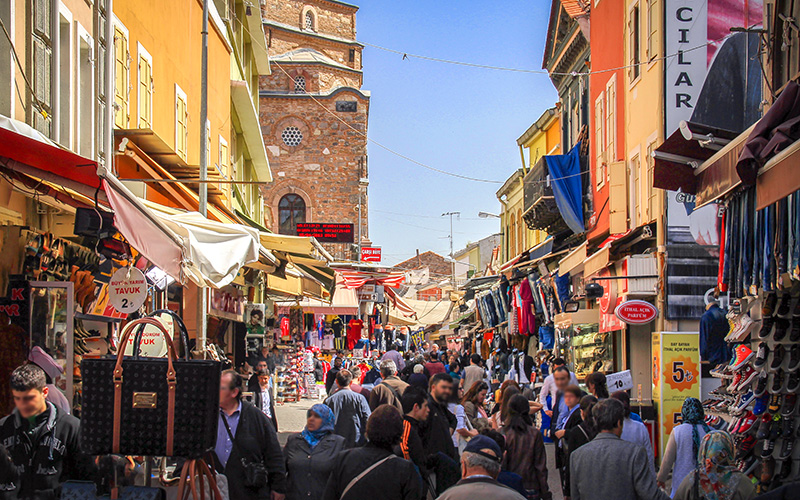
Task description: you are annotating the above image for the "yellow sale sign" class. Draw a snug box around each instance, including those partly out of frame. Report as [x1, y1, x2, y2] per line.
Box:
[653, 332, 700, 458]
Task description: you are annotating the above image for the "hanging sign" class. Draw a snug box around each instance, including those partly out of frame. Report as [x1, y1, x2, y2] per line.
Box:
[361, 247, 382, 262]
[606, 369, 634, 392]
[123, 313, 173, 358]
[109, 267, 147, 314]
[615, 300, 659, 325]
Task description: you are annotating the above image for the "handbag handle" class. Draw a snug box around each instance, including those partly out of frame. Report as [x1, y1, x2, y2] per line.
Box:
[177, 458, 223, 500]
[113, 318, 179, 456]
[131, 309, 191, 360]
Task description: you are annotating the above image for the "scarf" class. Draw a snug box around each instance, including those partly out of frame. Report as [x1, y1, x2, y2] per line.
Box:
[682, 397, 710, 458]
[693, 431, 741, 500]
[301, 404, 335, 449]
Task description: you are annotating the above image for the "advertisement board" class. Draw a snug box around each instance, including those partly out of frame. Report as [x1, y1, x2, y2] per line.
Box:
[361, 247, 382, 262]
[296, 223, 354, 243]
[653, 332, 700, 457]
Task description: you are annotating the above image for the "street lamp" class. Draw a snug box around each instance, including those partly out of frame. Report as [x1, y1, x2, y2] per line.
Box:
[478, 212, 500, 219]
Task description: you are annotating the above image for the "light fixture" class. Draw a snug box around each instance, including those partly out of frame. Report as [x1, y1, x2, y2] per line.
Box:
[245, 2, 252, 16]
[478, 212, 500, 219]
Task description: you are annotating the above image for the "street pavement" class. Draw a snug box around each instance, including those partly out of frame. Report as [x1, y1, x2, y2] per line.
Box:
[274, 397, 565, 499]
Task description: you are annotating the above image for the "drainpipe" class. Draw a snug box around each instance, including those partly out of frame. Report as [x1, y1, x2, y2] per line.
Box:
[519, 145, 527, 174]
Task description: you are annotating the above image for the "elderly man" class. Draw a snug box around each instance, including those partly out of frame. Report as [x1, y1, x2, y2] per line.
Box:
[569, 399, 669, 500]
[324, 370, 371, 448]
[368, 360, 409, 412]
[436, 435, 525, 500]
[381, 342, 407, 372]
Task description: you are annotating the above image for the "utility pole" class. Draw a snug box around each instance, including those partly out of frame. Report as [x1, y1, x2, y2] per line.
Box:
[197, 0, 209, 354]
[442, 212, 460, 286]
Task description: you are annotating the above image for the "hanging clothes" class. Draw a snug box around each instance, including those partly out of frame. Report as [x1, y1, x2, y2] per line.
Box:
[518, 278, 536, 336]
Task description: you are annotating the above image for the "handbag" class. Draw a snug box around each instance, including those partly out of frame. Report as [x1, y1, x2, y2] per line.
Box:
[81, 318, 221, 458]
[60, 481, 164, 500]
[176, 459, 224, 500]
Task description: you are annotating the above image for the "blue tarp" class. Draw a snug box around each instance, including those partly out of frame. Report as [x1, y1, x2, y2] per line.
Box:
[544, 143, 585, 234]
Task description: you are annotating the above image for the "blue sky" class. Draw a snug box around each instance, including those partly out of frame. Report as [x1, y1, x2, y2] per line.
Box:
[357, 0, 558, 266]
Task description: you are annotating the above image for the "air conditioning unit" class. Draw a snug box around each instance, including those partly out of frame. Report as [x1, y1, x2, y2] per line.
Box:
[622, 254, 658, 296]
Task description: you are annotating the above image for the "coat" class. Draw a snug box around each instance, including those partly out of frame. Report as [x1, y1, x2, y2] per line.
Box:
[368, 376, 408, 412]
[211, 401, 286, 500]
[248, 376, 278, 431]
[501, 425, 551, 499]
[283, 433, 345, 500]
[322, 443, 423, 500]
[419, 396, 457, 461]
[569, 433, 670, 500]
[0, 403, 95, 500]
[324, 388, 371, 448]
[437, 476, 526, 500]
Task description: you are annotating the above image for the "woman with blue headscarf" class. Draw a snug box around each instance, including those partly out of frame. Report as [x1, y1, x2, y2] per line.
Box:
[657, 397, 712, 497]
[673, 430, 756, 500]
[283, 404, 345, 500]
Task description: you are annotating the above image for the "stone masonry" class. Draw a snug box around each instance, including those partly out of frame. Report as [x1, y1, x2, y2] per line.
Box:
[260, 0, 369, 260]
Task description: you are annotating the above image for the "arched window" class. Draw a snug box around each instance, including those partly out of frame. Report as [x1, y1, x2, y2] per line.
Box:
[304, 10, 315, 31]
[508, 214, 516, 258]
[293, 75, 306, 93]
[278, 194, 306, 235]
[517, 208, 523, 254]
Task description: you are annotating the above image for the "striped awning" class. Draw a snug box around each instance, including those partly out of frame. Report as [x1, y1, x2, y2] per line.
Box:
[335, 269, 406, 289]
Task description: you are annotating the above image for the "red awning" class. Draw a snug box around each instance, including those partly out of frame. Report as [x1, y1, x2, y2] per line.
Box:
[0, 115, 102, 191]
[335, 269, 406, 289]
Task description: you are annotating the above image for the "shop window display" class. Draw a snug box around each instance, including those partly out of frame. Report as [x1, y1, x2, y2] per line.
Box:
[566, 323, 614, 379]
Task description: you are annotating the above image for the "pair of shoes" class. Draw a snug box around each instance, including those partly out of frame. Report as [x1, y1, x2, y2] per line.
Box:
[732, 344, 755, 370]
[730, 365, 758, 392]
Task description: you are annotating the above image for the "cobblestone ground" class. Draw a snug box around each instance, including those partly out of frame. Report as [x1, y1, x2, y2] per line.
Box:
[275, 397, 564, 499]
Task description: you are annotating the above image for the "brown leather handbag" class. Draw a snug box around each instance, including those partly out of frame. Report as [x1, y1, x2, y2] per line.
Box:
[81, 318, 222, 458]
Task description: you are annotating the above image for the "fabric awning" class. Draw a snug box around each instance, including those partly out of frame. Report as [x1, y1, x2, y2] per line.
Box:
[544, 144, 585, 235]
[275, 275, 358, 315]
[385, 287, 417, 319]
[336, 269, 406, 289]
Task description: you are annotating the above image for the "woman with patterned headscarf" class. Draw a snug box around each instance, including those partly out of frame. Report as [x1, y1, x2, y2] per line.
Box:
[657, 397, 712, 496]
[283, 404, 345, 500]
[673, 430, 756, 500]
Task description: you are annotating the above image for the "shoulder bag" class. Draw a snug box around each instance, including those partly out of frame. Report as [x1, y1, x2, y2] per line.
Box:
[218, 410, 268, 489]
[339, 455, 396, 500]
[456, 407, 474, 455]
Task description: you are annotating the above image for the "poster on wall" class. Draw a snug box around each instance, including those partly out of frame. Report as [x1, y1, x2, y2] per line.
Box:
[663, 0, 763, 320]
[654, 332, 700, 457]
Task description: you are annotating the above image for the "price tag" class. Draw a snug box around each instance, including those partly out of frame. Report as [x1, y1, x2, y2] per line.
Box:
[109, 267, 147, 314]
[123, 313, 173, 358]
[606, 369, 634, 392]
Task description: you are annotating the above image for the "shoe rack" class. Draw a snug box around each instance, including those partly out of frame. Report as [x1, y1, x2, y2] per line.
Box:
[704, 289, 800, 493]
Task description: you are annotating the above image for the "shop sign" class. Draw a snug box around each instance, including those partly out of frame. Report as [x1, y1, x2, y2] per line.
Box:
[654, 332, 700, 457]
[606, 370, 634, 392]
[358, 284, 384, 303]
[598, 268, 625, 333]
[109, 267, 147, 314]
[123, 313, 173, 358]
[245, 303, 266, 338]
[0, 278, 29, 332]
[615, 300, 659, 325]
[361, 247, 381, 262]
[209, 288, 245, 322]
[296, 223, 354, 243]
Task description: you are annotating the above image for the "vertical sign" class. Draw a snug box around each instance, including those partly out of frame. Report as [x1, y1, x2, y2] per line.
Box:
[664, 1, 708, 134]
[656, 332, 700, 457]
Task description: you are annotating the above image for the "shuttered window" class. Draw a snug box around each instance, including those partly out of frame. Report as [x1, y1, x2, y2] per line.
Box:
[628, 3, 641, 82]
[594, 92, 605, 187]
[605, 76, 617, 163]
[175, 85, 188, 160]
[32, 0, 52, 136]
[646, 0, 658, 61]
[137, 44, 153, 128]
[113, 24, 129, 128]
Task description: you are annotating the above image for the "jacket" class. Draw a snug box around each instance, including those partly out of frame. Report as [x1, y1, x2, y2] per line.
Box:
[0, 403, 95, 500]
[559, 409, 583, 497]
[419, 396, 457, 461]
[437, 476, 526, 500]
[313, 359, 324, 382]
[324, 388, 371, 448]
[395, 416, 427, 476]
[283, 433, 345, 500]
[423, 362, 445, 376]
[368, 376, 408, 412]
[248, 376, 278, 431]
[322, 443, 423, 500]
[325, 368, 340, 395]
[569, 433, 670, 500]
[211, 401, 286, 500]
[501, 425, 551, 499]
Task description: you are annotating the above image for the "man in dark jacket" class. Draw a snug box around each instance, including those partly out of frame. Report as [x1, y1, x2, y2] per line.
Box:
[396, 387, 430, 477]
[324, 357, 342, 396]
[323, 405, 423, 500]
[0, 364, 95, 500]
[324, 370, 371, 448]
[214, 370, 286, 500]
[247, 366, 278, 431]
[312, 352, 325, 383]
[419, 373, 460, 495]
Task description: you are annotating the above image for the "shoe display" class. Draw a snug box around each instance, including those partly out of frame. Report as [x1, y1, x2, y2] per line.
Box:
[732, 344, 756, 370]
[778, 437, 794, 459]
[734, 391, 756, 414]
[756, 414, 773, 440]
[777, 459, 793, 480]
[771, 371, 785, 394]
[754, 342, 771, 369]
[754, 371, 770, 396]
[781, 394, 797, 416]
[740, 455, 759, 476]
[774, 318, 790, 341]
[759, 317, 776, 339]
[786, 371, 800, 393]
[730, 370, 745, 392]
[771, 344, 787, 370]
[769, 395, 783, 413]
[738, 435, 757, 459]
[781, 416, 794, 438]
[753, 394, 770, 415]
[787, 344, 800, 372]
[761, 457, 776, 481]
[777, 292, 792, 316]
[737, 412, 758, 434]
[791, 317, 800, 342]
[763, 293, 778, 317]
[761, 437, 776, 458]
[736, 365, 758, 391]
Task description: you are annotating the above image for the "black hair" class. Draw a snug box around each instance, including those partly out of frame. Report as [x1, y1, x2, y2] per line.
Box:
[564, 385, 583, 401]
[586, 371, 609, 399]
[480, 428, 506, 453]
[249, 309, 264, 320]
[552, 357, 566, 366]
[579, 395, 599, 436]
[592, 398, 625, 432]
[610, 391, 632, 417]
[221, 369, 243, 400]
[10, 364, 46, 392]
[506, 394, 533, 434]
[470, 353, 482, 365]
[366, 404, 404, 449]
[552, 366, 570, 376]
[333, 357, 343, 366]
[401, 387, 428, 415]
[430, 373, 453, 387]
[336, 369, 353, 387]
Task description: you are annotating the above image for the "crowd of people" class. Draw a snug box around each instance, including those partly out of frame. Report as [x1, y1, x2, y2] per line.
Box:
[0, 343, 786, 500]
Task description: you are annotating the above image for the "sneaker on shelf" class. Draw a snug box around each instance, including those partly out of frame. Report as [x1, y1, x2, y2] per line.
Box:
[794, 296, 800, 318]
[773, 318, 790, 342]
[710, 363, 727, 377]
[733, 391, 756, 414]
[737, 365, 758, 391]
[732, 344, 756, 370]
[781, 416, 794, 438]
[730, 370, 744, 393]
[781, 394, 797, 417]
[753, 394, 770, 415]
[769, 394, 783, 414]
[737, 435, 757, 460]
[740, 455, 760, 476]
[761, 457, 776, 483]
[787, 371, 800, 393]
[758, 317, 776, 339]
[771, 370, 785, 394]
[771, 344, 787, 370]
[763, 293, 778, 317]
[761, 437, 776, 458]
[737, 412, 758, 434]
[756, 414, 773, 440]
[753, 371, 770, 397]
[778, 437, 794, 460]
[777, 458, 793, 480]
[791, 317, 800, 342]
[787, 345, 800, 372]
[777, 292, 792, 317]
[754, 342, 771, 369]
[728, 416, 743, 433]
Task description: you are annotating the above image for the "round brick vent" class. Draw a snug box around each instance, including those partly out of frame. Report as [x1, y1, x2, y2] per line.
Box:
[281, 126, 303, 147]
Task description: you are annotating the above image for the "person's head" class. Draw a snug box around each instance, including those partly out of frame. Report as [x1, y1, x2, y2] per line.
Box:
[552, 357, 566, 369]
[500, 385, 522, 425]
[429, 373, 454, 403]
[461, 381, 489, 406]
[553, 366, 571, 391]
[256, 360, 268, 373]
[401, 387, 430, 421]
[470, 353, 482, 366]
[421, 341, 429, 351]
[333, 357, 343, 369]
[450, 363, 461, 373]
[336, 369, 353, 388]
[380, 360, 398, 378]
[350, 366, 362, 381]
[257, 368, 270, 388]
[506, 394, 533, 433]
[498, 379, 520, 400]
[271, 347, 279, 354]
[579, 395, 599, 433]
[10, 364, 48, 418]
[610, 391, 632, 417]
[306, 403, 335, 434]
[697, 431, 735, 474]
[592, 398, 626, 436]
[413, 364, 424, 374]
[219, 369, 242, 406]
[249, 308, 263, 325]
[366, 404, 404, 450]
[586, 371, 609, 399]
[564, 385, 582, 409]
[261, 346, 269, 356]
[479, 429, 506, 455]
[681, 397, 706, 425]
[460, 435, 502, 479]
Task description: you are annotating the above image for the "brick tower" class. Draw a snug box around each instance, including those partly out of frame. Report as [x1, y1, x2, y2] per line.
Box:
[260, 0, 369, 260]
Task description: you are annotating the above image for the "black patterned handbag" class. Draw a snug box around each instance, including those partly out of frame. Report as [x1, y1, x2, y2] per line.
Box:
[81, 318, 221, 458]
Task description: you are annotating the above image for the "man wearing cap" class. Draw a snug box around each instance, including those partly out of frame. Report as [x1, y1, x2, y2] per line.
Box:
[28, 347, 70, 415]
[436, 435, 525, 500]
